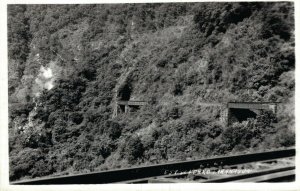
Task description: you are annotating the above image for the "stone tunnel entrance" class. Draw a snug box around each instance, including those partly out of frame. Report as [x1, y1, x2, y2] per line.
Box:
[226, 102, 278, 126]
[112, 83, 147, 118]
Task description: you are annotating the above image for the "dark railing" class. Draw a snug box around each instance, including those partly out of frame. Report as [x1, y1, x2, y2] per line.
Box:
[117, 100, 147, 106]
[227, 102, 278, 111]
[11, 148, 295, 185]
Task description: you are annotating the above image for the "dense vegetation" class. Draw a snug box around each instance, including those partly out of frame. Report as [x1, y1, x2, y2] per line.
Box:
[8, 2, 294, 181]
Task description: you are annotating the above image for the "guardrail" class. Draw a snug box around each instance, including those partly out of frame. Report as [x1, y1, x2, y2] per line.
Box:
[117, 100, 147, 106]
[11, 148, 295, 185]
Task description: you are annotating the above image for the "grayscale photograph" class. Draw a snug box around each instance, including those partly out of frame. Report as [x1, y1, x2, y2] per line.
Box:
[7, 2, 295, 184]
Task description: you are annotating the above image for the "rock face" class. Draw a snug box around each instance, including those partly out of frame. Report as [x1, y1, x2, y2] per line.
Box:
[8, 3, 295, 181]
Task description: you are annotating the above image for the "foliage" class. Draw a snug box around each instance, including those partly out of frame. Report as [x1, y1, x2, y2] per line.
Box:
[121, 135, 145, 163]
[8, 2, 294, 181]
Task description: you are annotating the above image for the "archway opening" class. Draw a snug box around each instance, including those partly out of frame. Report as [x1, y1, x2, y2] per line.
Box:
[119, 84, 131, 101]
[229, 108, 257, 124]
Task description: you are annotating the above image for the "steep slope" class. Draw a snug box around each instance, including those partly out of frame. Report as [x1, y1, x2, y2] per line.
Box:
[8, 2, 294, 181]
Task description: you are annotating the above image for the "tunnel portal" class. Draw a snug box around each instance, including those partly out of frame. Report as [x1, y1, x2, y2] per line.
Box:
[226, 102, 278, 126]
[119, 84, 132, 101]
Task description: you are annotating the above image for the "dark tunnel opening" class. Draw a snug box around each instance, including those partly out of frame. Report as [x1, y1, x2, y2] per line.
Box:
[119, 84, 132, 101]
[229, 108, 257, 123]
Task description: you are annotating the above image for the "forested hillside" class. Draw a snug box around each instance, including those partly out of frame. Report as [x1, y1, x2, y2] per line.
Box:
[8, 2, 295, 181]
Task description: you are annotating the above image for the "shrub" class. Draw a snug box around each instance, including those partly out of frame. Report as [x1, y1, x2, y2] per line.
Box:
[69, 112, 84, 125]
[121, 135, 144, 163]
[91, 135, 116, 158]
[23, 131, 52, 148]
[172, 82, 184, 95]
[103, 120, 122, 139]
[208, 124, 223, 138]
[9, 103, 35, 120]
[30, 159, 54, 178]
[261, 13, 292, 40]
[222, 119, 258, 150]
[9, 148, 46, 181]
[273, 129, 295, 147]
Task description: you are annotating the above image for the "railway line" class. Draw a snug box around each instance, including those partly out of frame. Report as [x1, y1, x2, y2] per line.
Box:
[11, 148, 295, 184]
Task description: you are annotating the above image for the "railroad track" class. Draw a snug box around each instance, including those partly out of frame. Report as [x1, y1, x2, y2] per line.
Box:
[11, 148, 295, 184]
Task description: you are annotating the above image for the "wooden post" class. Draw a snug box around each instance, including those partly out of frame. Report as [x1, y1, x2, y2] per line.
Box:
[125, 104, 129, 113]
